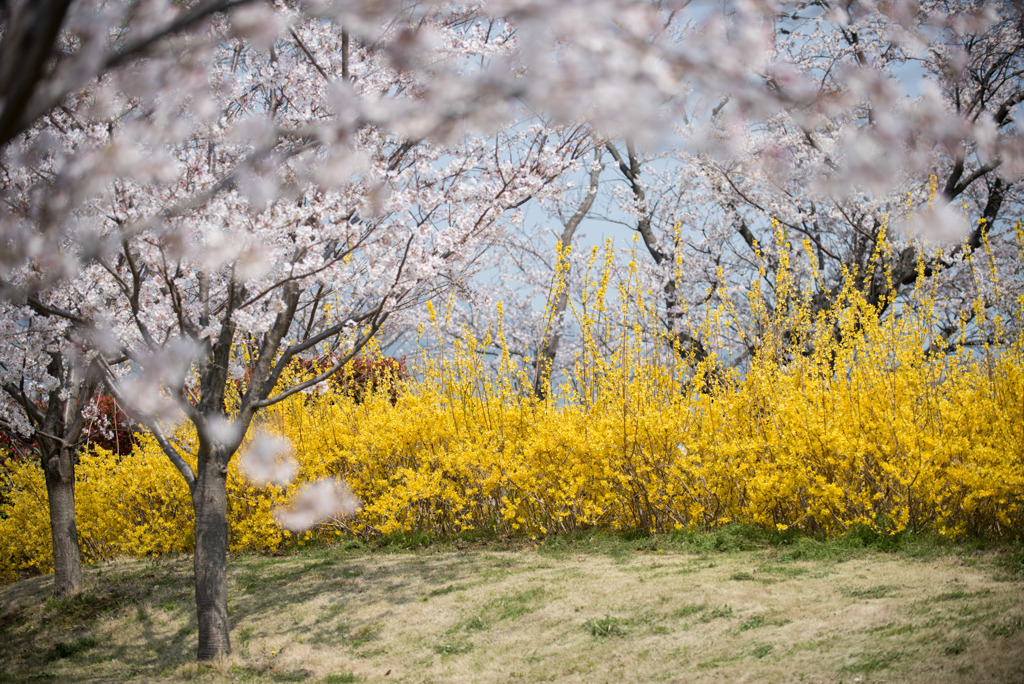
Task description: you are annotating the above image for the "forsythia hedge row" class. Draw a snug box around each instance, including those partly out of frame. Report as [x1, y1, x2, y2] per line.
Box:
[2, 231, 1023, 581]
[289, 285, 1024, 542]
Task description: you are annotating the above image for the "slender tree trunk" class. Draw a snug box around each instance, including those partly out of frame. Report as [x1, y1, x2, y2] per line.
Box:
[193, 450, 231, 660]
[43, 446, 82, 598]
[533, 148, 602, 399]
[534, 284, 569, 400]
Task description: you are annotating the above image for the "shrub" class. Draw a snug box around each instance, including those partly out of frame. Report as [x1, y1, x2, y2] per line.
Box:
[2, 229, 1023, 581]
[291, 355, 409, 404]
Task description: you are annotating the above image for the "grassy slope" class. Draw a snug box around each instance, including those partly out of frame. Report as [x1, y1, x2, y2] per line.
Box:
[1, 529, 1023, 683]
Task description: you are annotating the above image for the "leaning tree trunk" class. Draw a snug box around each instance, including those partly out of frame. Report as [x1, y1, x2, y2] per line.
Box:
[533, 148, 602, 400]
[42, 446, 83, 598]
[193, 448, 231, 660]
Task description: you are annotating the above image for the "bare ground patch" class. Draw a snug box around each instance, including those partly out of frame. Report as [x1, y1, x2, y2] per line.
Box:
[1, 542, 1022, 683]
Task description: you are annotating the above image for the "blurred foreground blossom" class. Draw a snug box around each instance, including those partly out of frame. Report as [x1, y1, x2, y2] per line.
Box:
[206, 417, 240, 449]
[115, 375, 184, 427]
[899, 202, 972, 245]
[239, 431, 298, 486]
[274, 478, 360, 531]
[110, 338, 203, 427]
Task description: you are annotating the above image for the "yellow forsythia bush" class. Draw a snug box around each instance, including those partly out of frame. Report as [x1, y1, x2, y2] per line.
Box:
[2, 224, 1023, 582]
[293, 229, 1023, 541]
[0, 429, 296, 581]
[281, 335, 1022, 541]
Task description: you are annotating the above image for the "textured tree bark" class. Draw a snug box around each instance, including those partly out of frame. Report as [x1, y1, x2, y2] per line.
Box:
[43, 446, 82, 598]
[193, 453, 231, 660]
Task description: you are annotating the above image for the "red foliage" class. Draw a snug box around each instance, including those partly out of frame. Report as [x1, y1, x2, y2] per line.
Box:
[1, 394, 136, 510]
[80, 393, 138, 457]
[1, 393, 136, 461]
[0, 431, 34, 469]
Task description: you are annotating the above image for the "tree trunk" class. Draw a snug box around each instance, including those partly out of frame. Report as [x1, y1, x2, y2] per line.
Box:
[43, 447, 82, 598]
[533, 149, 602, 399]
[533, 284, 568, 401]
[193, 453, 231, 660]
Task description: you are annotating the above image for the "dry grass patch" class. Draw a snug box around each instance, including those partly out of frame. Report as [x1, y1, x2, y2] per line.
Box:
[1, 538, 1022, 683]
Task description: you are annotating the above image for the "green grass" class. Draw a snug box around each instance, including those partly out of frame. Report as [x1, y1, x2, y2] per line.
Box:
[42, 637, 98, 662]
[840, 649, 906, 675]
[322, 674, 359, 683]
[944, 636, 970, 656]
[584, 615, 626, 638]
[219, 523, 1000, 567]
[756, 564, 810, 578]
[991, 614, 1024, 638]
[237, 625, 255, 652]
[705, 605, 734, 620]
[843, 584, 900, 599]
[432, 639, 474, 655]
[455, 615, 489, 632]
[738, 615, 766, 631]
[484, 586, 547, 622]
[43, 591, 123, 622]
[347, 623, 382, 648]
[868, 621, 918, 636]
[933, 589, 992, 602]
[671, 603, 707, 619]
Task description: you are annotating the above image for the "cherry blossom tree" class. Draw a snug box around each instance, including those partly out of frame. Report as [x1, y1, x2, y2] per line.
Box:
[92, 123, 583, 660]
[0, 294, 102, 598]
[685, 0, 1024, 353]
[1, 0, 263, 601]
[2, 0, 591, 659]
[475, 1, 1024, 377]
[0, 0, 254, 606]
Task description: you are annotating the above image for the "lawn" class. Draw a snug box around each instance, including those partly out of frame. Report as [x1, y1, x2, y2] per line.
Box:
[1, 530, 1022, 683]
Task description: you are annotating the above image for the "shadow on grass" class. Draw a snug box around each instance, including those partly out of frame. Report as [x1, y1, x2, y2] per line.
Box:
[222, 545, 499, 653]
[1, 541, 512, 682]
[2, 524, 1019, 682]
[0, 556, 201, 682]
